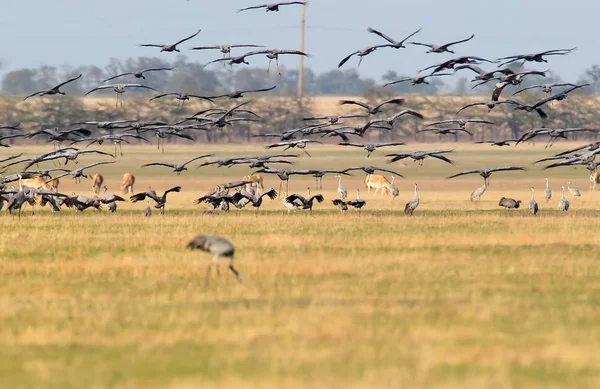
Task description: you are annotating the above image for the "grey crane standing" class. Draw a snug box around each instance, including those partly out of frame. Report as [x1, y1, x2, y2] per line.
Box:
[336, 175, 347, 200]
[558, 186, 570, 211]
[545, 178, 552, 201]
[143, 198, 152, 217]
[470, 178, 487, 201]
[529, 187, 539, 215]
[186, 235, 243, 285]
[404, 183, 420, 215]
[389, 176, 399, 200]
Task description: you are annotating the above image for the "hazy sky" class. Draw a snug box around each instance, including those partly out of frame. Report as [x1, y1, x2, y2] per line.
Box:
[1, 0, 599, 84]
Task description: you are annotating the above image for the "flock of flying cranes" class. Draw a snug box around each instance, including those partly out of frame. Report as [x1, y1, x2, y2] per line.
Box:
[1, 1, 599, 218]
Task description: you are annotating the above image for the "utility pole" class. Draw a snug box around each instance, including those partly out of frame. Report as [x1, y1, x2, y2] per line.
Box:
[296, 2, 306, 101]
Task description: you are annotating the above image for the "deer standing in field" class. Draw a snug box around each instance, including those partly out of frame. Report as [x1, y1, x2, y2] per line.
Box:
[243, 174, 263, 194]
[91, 173, 104, 194]
[365, 174, 392, 196]
[121, 173, 135, 194]
[22, 176, 55, 191]
[590, 167, 600, 191]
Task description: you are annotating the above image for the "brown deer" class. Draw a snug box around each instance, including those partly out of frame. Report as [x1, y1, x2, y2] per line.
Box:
[21, 176, 54, 191]
[91, 173, 104, 194]
[243, 174, 264, 194]
[121, 173, 135, 194]
[365, 174, 392, 196]
[590, 167, 600, 191]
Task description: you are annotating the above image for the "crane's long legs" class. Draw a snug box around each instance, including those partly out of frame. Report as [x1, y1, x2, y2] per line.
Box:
[229, 257, 243, 284]
[205, 263, 213, 286]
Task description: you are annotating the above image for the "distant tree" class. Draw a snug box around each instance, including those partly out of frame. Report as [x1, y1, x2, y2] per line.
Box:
[577, 65, 600, 94]
[2, 69, 39, 95]
[228, 68, 280, 93]
[454, 77, 469, 96]
[167, 62, 221, 94]
[315, 69, 372, 95]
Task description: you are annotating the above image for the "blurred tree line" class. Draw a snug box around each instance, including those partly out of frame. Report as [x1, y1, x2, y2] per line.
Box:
[1, 55, 600, 144]
[0, 55, 439, 97]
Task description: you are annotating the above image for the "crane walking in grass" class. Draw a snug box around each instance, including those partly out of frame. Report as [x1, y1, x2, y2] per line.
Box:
[186, 235, 243, 285]
[470, 178, 487, 201]
[568, 182, 581, 197]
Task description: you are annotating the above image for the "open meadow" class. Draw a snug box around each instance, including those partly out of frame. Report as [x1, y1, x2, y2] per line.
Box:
[1, 143, 600, 388]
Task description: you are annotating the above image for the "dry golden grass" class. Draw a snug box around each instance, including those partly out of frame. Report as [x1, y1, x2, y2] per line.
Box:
[1, 143, 600, 388]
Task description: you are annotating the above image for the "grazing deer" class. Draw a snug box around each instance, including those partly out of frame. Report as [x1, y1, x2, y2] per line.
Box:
[121, 173, 135, 194]
[243, 174, 264, 194]
[590, 167, 600, 191]
[22, 176, 54, 191]
[365, 174, 392, 196]
[91, 173, 104, 194]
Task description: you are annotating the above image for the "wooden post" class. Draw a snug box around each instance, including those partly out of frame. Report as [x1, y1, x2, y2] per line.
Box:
[296, 2, 307, 101]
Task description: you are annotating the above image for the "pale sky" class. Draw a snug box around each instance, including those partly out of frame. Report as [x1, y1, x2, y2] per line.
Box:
[1, 0, 598, 83]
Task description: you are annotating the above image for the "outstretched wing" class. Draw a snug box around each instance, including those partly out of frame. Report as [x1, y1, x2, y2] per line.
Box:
[102, 72, 133, 83]
[150, 93, 179, 101]
[439, 34, 475, 50]
[141, 162, 177, 169]
[338, 142, 365, 148]
[242, 85, 277, 94]
[338, 51, 358, 68]
[79, 161, 116, 172]
[181, 154, 215, 167]
[367, 27, 397, 45]
[429, 153, 454, 165]
[488, 166, 526, 173]
[382, 78, 411, 87]
[84, 85, 114, 96]
[163, 186, 182, 197]
[445, 169, 482, 179]
[237, 4, 267, 12]
[374, 98, 406, 111]
[22, 91, 43, 101]
[338, 99, 371, 111]
[173, 29, 201, 46]
[55, 74, 82, 89]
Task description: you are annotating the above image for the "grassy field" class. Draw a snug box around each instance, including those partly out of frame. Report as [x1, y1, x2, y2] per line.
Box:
[1, 143, 600, 388]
